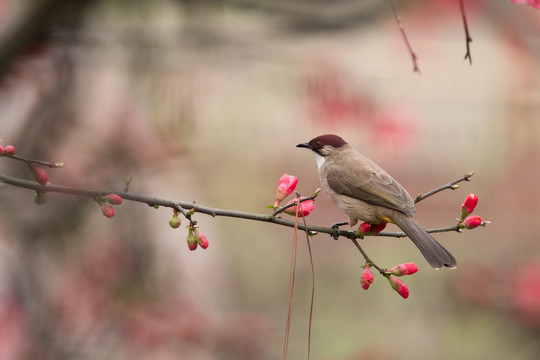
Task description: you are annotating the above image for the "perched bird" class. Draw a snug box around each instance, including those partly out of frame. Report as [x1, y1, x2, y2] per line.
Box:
[297, 134, 456, 269]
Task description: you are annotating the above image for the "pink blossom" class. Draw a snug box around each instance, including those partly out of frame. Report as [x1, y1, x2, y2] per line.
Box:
[101, 204, 115, 218]
[387, 276, 409, 299]
[358, 222, 372, 234]
[274, 174, 298, 207]
[104, 193, 123, 205]
[360, 265, 374, 290]
[33, 167, 48, 185]
[195, 230, 209, 250]
[464, 215, 482, 229]
[460, 194, 478, 221]
[512, 262, 540, 326]
[357, 221, 386, 235]
[387, 262, 418, 276]
[283, 197, 315, 217]
[3, 145, 15, 156]
[511, 0, 540, 9]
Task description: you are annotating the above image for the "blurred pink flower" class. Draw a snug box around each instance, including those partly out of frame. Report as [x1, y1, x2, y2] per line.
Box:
[283, 197, 315, 217]
[512, 262, 540, 326]
[511, 0, 540, 9]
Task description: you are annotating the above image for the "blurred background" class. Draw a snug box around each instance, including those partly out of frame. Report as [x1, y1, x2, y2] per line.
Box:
[0, 0, 539, 359]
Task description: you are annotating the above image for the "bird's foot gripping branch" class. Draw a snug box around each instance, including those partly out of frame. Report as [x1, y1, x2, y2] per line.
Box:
[0, 143, 488, 300]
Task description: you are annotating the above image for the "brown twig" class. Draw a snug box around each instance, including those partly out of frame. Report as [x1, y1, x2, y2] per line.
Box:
[0, 171, 475, 241]
[389, 0, 420, 73]
[459, 0, 473, 65]
[415, 171, 474, 203]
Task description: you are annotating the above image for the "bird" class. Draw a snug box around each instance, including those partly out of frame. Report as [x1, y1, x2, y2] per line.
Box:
[297, 134, 456, 269]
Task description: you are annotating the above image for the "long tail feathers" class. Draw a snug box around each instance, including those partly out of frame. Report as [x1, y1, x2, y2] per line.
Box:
[392, 215, 457, 269]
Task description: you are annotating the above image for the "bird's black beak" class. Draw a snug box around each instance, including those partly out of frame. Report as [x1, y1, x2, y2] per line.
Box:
[296, 142, 309, 149]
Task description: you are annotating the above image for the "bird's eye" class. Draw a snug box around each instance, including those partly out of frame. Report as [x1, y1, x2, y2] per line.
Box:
[315, 141, 322, 148]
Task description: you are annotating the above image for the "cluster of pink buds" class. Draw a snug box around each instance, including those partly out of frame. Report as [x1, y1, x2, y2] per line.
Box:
[356, 221, 387, 236]
[272, 173, 316, 217]
[384, 262, 418, 299]
[98, 193, 123, 218]
[458, 194, 489, 230]
[186, 226, 209, 251]
[360, 262, 418, 299]
[0, 145, 15, 156]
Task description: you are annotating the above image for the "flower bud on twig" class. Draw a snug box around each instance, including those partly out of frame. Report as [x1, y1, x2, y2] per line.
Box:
[195, 229, 209, 249]
[360, 265, 374, 290]
[283, 197, 315, 217]
[387, 262, 418, 276]
[387, 276, 410, 299]
[32, 167, 48, 185]
[3, 145, 15, 156]
[186, 228, 198, 251]
[169, 214, 181, 229]
[104, 194, 123, 205]
[101, 204, 115, 218]
[462, 215, 483, 229]
[274, 174, 298, 207]
[460, 194, 478, 222]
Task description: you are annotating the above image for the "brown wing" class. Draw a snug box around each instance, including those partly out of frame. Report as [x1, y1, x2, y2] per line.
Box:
[326, 157, 416, 216]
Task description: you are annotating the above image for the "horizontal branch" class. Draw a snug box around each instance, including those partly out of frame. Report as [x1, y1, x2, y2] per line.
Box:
[0, 172, 469, 241]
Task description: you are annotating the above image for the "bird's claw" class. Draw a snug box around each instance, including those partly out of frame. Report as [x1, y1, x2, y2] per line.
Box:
[331, 221, 348, 240]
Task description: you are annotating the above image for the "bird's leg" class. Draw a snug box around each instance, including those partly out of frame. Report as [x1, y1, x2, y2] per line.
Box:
[331, 221, 349, 240]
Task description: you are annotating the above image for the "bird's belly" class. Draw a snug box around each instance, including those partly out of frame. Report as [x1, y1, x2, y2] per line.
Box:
[322, 187, 383, 226]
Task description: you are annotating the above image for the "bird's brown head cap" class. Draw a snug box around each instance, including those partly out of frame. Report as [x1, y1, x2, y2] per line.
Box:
[296, 134, 348, 156]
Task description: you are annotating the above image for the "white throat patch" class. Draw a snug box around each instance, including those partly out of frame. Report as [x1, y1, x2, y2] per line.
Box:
[315, 153, 326, 170]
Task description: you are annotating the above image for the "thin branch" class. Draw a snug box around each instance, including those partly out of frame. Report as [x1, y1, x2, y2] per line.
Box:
[374, 225, 462, 238]
[415, 171, 474, 203]
[459, 0, 473, 65]
[9, 154, 65, 169]
[389, 0, 420, 73]
[0, 172, 473, 241]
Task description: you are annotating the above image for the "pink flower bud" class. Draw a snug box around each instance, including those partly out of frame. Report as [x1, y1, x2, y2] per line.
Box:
[283, 197, 315, 217]
[195, 230, 209, 249]
[4, 145, 15, 156]
[371, 222, 387, 234]
[169, 215, 181, 229]
[360, 265, 374, 290]
[388, 276, 409, 299]
[463, 215, 482, 229]
[0, 145, 3, 154]
[358, 222, 372, 234]
[387, 262, 418, 276]
[274, 174, 298, 207]
[104, 193, 123, 205]
[187, 229, 198, 251]
[101, 204, 115, 218]
[33, 167, 48, 185]
[460, 194, 478, 221]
